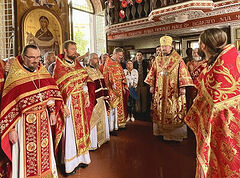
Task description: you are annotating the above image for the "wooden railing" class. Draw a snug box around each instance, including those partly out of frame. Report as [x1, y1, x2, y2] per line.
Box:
[105, 0, 224, 26]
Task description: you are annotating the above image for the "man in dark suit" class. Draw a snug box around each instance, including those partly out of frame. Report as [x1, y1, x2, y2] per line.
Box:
[133, 51, 149, 115]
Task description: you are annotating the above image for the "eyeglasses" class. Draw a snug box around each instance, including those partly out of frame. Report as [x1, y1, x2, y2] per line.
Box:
[25, 55, 41, 60]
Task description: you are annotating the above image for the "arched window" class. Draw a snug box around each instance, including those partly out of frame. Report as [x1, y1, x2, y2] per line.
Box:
[71, 0, 94, 13]
[69, 0, 106, 56]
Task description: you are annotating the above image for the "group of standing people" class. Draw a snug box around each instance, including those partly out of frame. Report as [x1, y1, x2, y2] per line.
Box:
[121, 51, 154, 122]
[147, 28, 240, 177]
[0, 27, 240, 178]
[0, 41, 130, 177]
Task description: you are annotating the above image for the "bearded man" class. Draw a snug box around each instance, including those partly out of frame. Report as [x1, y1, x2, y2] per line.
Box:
[86, 53, 110, 150]
[53, 40, 91, 175]
[0, 44, 64, 177]
[145, 36, 194, 141]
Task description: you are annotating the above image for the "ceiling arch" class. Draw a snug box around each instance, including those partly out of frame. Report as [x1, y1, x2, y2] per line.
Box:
[91, 0, 105, 14]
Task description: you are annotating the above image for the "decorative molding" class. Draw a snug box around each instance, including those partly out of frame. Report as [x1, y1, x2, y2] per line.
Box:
[149, 1, 213, 21]
[214, 0, 240, 8]
[107, 11, 240, 40]
[106, 0, 240, 40]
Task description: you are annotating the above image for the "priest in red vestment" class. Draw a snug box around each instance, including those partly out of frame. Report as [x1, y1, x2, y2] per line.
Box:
[187, 48, 207, 82]
[99, 53, 108, 74]
[103, 48, 129, 134]
[0, 59, 5, 94]
[53, 40, 91, 175]
[185, 28, 240, 178]
[86, 53, 110, 150]
[145, 35, 194, 141]
[186, 48, 207, 110]
[0, 44, 64, 177]
[0, 59, 11, 178]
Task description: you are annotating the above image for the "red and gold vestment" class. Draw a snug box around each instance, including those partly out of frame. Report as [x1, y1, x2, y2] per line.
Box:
[103, 57, 128, 127]
[187, 59, 207, 81]
[54, 56, 90, 155]
[185, 44, 240, 177]
[86, 66, 109, 147]
[145, 50, 194, 129]
[186, 60, 207, 109]
[0, 60, 5, 96]
[0, 57, 63, 177]
[0, 59, 10, 178]
[98, 64, 104, 74]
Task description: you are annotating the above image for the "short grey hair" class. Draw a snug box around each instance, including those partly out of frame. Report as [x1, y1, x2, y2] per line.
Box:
[44, 51, 55, 60]
[113, 47, 123, 54]
[101, 53, 108, 59]
[89, 53, 98, 59]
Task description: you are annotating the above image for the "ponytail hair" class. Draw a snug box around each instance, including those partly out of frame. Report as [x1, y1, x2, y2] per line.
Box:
[200, 28, 227, 66]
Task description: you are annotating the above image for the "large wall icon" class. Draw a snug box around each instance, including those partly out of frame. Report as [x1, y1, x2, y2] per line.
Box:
[22, 7, 63, 57]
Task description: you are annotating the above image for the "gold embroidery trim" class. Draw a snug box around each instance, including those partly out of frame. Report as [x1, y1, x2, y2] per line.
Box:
[60, 75, 87, 93]
[56, 70, 85, 85]
[1, 85, 59, 117]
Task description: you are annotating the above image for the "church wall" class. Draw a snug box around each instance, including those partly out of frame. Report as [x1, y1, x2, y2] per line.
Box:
[107, 40, 122, 54]
[107, 40, 122, 47]
[117, 36, 160, 49]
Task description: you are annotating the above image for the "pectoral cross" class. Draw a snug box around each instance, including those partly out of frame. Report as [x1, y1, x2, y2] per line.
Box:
[160, 70, 168, 76]
[38, 92, 43, 102]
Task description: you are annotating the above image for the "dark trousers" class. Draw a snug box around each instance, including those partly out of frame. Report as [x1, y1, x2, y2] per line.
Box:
[135, 86, 148, 113]
[127, 95, 135, 117]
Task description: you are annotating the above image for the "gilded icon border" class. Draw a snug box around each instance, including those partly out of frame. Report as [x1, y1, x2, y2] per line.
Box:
[236, 28, 240, 39]
[236, 40, 240, 51]
[21, 7, 63, 55]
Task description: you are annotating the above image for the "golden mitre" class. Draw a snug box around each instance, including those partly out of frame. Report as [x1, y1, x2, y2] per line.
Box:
[160, 35, 173, 46]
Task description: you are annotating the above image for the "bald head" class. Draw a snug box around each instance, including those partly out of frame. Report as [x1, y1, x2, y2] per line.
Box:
[89, 53, 99, 68]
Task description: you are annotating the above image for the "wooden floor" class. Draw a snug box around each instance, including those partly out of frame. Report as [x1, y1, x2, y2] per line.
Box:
[58, 120, 196, 178]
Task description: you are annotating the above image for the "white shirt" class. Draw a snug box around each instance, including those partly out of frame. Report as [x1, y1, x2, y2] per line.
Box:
[124, 69, 138, 88]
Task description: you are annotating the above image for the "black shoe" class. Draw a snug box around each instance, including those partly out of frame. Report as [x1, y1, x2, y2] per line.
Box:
[79, 163, 88, 168]
[110, 131, 118, 136]
[64, 170, 76, 176]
